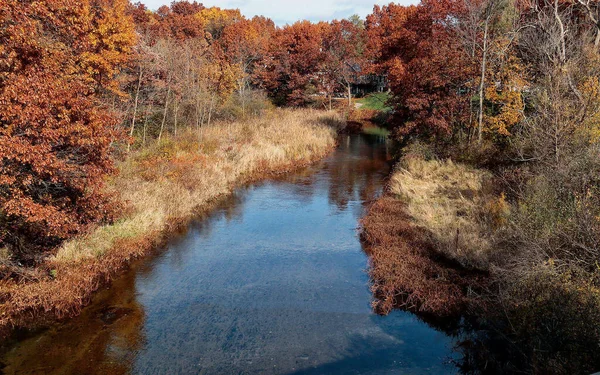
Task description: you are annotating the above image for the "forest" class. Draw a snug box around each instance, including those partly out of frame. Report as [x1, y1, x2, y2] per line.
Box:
[2, 0, 600, 374]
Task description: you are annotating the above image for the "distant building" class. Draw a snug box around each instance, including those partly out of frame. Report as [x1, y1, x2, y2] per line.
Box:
[352, 74, 388, 97]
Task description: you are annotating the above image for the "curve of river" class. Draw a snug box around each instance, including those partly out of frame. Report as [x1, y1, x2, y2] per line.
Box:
[1, 132, 460, 374]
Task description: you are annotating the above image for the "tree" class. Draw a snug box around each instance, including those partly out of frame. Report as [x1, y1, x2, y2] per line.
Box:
[84, 0, 137, 94]
[197, 6, 242, 39]
[366, 1, 473, 140]
[152, 2, 205, 41]
[219, 17, 275, 116]
[258, 21, 328, 106]
[0, 0, 135, 261]
[457, 0, 527, 143]
[321, 19, 367, 108]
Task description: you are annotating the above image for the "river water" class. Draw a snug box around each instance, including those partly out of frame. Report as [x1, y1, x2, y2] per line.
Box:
[1, 132, 459, 374]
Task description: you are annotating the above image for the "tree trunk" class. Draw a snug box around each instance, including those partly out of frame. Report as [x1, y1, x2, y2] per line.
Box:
[239, 80, 247, 118]
[143, 106, 151, 146]
[478, 18, 490, 144]
[201, 101, 207, 127]
[554, 0, 567, 63]
[207, 93, 215, 127]
[128, 65, 143, 153]
[347, 84, 352, 108]
[173, 98, 179, 138]
[158, 82, 171, 142]
[195, 94, 201, 130]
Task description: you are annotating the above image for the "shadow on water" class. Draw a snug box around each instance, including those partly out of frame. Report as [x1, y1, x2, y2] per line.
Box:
[0, 131, 472, 375]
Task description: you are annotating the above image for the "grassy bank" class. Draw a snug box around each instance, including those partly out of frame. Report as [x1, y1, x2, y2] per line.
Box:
[355, 93, 392, 112]
[361, 154, 495, 315]
[0, 108, 341, 338]
[361, 151, 600, 373]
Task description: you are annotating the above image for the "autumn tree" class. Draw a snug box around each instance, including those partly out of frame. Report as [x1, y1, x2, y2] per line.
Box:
[321, 19, 367, 109]
[367, 1, 473, 140]
[125, 1, 247, 142]
[219, 17, 275, 116]
[0, 0, 135, 261]
[198, 6, 242, 39]
[85, 0, 137, 94]
[152, 1, 205, 41]
[258, 21, 328, 106]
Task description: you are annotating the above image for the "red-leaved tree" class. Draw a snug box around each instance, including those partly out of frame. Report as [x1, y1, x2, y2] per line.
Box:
[0, 0, 135, 262]
[367, 1, 474, 140]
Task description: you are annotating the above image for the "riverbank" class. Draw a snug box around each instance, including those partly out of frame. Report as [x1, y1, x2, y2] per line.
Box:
[361, 154, 495, 316]
[0, 108, 341, 338]
[361, 149, 600, 373]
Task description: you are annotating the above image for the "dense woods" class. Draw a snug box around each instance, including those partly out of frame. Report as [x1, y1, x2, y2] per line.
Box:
[2, 0, 600, 373]
[0, 0, 135, 263]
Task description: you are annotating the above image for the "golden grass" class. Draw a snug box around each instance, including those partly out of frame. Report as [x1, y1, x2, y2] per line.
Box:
[55, 108, 339, 263]
[361, 155, 498, 316]
[361, 197, 488, 316]
[0, 108, 340, 336]
[389, 156, 504, 270]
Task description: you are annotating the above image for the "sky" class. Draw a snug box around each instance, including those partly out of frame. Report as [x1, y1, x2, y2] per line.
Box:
[140, 0, 419, 26]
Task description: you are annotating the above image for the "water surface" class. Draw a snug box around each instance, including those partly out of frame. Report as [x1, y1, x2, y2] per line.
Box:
[1, 133, 459, 374]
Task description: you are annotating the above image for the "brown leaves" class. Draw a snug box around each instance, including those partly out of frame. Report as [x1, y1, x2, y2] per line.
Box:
[0, 0, 133, 261]
[366, 1, 475, 138]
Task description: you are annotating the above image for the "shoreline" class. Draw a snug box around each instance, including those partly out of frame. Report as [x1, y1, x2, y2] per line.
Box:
[360, 196, 488, 317]
[0, 109, 341, 339]
[360, 156, 493, 317]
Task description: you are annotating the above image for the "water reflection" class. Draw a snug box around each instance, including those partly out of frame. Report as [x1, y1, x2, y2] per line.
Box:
[0, 271, 145, 374]
[1, 132, 459, 375]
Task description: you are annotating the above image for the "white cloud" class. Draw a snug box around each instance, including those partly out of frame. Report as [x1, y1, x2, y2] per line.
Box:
[139, 0, 419, 25]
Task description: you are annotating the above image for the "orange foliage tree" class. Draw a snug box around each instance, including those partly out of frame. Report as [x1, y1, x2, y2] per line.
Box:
[367, 1, 474, 140]
[220, 17, 275, 115]
[0, 0, 135, 261]
[258, 21, 328, 106]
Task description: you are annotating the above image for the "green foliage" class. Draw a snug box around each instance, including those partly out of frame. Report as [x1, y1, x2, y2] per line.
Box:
[356, 92, 392, 112]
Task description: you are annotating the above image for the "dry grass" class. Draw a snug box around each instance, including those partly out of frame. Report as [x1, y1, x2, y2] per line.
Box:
[361, 154, 503, 316]
[0, 108, 340, 337]
[389, 156, 505, 270]
[56, 108, 339, 263]
[361, 197, 488, 316]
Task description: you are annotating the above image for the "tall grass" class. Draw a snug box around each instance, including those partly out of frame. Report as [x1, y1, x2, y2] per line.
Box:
[389, 156, 505, 270]
[0, 108, 341, 336]
[56, 108, 339, 262]
[362, 154, 497, 316]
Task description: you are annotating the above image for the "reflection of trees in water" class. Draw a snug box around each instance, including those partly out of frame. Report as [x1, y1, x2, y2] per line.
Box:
[195, 189, 250, 238]
[271, 162, 323, 206]
[133, 190, 252, 276]
[449, 315, 600, 375]
[352, 298, 600, 374]
[0, 271, 145, 375]
[327, 134, 391, 211]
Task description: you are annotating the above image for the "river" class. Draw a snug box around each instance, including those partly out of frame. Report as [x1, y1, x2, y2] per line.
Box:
[1, 132, 460, 374]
